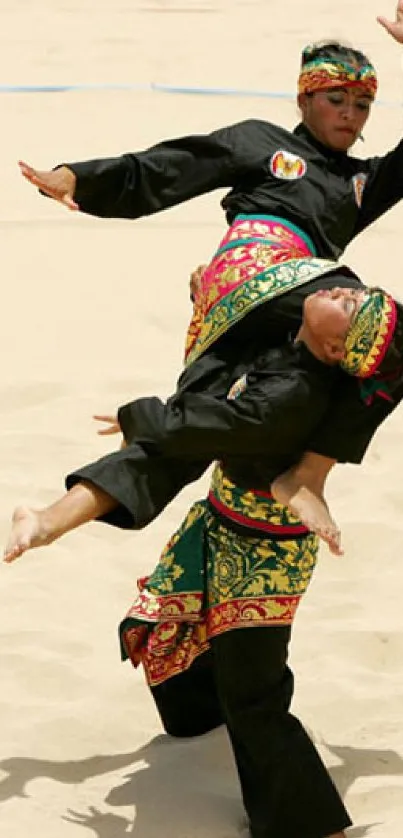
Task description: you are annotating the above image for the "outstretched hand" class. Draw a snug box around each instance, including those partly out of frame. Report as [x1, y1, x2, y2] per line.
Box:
[18, 161, 79, 210]
[377, 0, 403, 42]
[93, 414, 121, 435]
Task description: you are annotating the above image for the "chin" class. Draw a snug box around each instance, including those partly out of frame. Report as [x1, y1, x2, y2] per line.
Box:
[330, 134, 356, 152]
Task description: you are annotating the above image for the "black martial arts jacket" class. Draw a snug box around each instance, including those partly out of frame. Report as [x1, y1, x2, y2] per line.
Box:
[67, 341, 340, 529]
[68, 121, 403, 261]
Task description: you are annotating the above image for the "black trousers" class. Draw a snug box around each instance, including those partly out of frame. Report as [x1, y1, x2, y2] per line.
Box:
[66, 271, 373, 530]
[151, 626, 351, 838]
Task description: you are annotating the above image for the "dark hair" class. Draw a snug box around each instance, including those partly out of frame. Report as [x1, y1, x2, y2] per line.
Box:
[301, 41, 372, 70]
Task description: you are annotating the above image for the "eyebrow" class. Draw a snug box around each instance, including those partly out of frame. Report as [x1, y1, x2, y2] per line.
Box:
[329, 86, 373, 100]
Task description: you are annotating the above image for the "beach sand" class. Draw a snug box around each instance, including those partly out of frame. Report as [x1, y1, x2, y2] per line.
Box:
[1, 1, 403, 835]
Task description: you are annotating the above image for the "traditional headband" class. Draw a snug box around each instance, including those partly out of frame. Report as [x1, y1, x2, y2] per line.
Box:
[341, 289, 397, 379]
[298, 57, 378, 98]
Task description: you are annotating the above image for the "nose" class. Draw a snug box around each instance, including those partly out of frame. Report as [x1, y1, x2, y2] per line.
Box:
[340, 103, 356, 122]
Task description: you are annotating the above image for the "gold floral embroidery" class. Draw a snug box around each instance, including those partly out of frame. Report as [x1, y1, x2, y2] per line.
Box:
[210, 464, 304, 528]
[120, 493, 319, 685]
[184, 215, 335, 363]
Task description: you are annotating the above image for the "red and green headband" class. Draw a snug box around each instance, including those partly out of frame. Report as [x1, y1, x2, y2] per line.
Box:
[341, 289, 396, 379]
[298, 56, 378, 98]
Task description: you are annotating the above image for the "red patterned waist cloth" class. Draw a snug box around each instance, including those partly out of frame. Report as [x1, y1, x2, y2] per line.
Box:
[185, 213, 323, 365]
[208, 462, 310, 537]
[119, 467, 317, 686]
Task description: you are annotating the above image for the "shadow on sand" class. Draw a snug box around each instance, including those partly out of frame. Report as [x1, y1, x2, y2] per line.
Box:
[0, 732, 401, 836]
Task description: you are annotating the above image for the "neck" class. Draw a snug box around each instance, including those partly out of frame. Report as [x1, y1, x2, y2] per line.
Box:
[295, 324, 332, 364]
[299, 121, 350, 156]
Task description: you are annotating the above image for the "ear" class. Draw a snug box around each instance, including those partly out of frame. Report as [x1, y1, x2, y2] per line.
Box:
[323, 339, 346, 364]
[297, 92, 306, 112]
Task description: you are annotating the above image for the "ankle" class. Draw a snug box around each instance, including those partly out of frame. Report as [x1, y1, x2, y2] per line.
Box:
[38, 509, 60, 545]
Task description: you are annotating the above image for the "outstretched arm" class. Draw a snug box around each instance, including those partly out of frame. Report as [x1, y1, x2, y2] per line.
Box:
[116, 371, 326, 461]
[17, 120, 265, 219]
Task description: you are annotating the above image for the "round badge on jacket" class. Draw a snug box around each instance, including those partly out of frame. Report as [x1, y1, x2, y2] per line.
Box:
[270, 149, 307, 180]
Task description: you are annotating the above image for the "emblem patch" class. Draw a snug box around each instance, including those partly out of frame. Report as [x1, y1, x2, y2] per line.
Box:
[227, 373, 248, 401]
[352, 172, 367, 208]
[270, 149, 307, 180]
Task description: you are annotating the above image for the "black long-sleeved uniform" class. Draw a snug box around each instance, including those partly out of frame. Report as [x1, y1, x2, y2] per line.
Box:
[68, 341, 338, 528]
[64, 119, 403, 525]
[69, 121, 403, 260]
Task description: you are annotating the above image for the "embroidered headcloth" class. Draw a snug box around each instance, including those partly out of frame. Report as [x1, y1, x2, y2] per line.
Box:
[298, 43, 378, 98]
[341, 288, 397, 379]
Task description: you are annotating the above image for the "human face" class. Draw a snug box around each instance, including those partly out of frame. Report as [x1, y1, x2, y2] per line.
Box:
[298, 86, 372, 151]
[303, 287, 368, 355]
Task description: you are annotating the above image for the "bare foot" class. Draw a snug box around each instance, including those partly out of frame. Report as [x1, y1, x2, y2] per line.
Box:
[3, 506, 53, 564]
[272, 479, 343, 556]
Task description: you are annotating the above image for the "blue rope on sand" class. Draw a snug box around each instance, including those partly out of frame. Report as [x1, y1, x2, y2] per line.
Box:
[0, 82, 292, 97]
[0, 81, 399, 106]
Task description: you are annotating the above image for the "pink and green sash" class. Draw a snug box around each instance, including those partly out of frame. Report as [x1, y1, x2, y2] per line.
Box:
[185, 214, 336, 365]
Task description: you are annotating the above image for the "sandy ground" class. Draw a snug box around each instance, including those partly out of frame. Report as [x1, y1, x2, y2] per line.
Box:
[1, 1, 403, 836]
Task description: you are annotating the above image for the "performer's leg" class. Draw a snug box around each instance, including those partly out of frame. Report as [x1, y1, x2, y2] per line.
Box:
[67, 448, 208, 530]
[5, 442, 209, 563]
[149, 648, 223, 737]
[271, 453, 343, 555]
[4, 481, 117, 563]
[210, 626, 351, 838]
